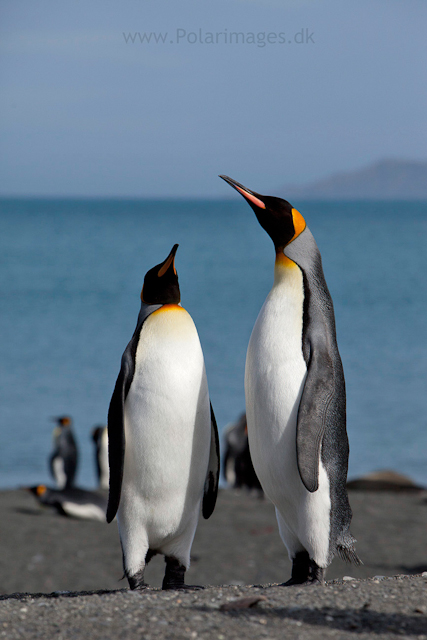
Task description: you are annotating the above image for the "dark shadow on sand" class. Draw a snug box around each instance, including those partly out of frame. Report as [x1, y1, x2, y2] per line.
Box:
[215, 605, 427, 635]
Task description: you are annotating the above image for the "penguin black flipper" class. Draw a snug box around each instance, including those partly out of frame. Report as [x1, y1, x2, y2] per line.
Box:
[106, 303, 161, 523]
[202, 403, 220, 519]
[285, 228, 347, 494]
[296, 329, 342, 493]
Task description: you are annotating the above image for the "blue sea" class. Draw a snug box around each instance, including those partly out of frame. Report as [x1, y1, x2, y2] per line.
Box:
[0, 198, 426, 489]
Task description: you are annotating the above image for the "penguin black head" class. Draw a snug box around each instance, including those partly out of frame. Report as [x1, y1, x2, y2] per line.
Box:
[219, 175, 306, 252]
[141, 244, 180, 305]
[27, 485, 48, 500]
[91, 425, 105, 443]
[52, 416, 72, 428]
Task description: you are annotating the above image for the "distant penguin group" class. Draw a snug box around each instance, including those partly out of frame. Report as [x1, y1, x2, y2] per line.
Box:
[27, 417, 110, 520]
[103, 175, 359, 589]
[48, 417, 109, 492]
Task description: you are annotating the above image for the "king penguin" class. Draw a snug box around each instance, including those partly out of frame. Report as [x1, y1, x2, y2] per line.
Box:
[28, 485, 107, 522]
[220, 176, 360, 585]
[49, 416, 78, 490]
[106, 244, 220, 590]
[92, 425, 109, 490]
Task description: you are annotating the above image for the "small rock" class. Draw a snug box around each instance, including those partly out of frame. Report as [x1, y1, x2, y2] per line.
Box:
[343, 576, 356, 581]
[414, 606, 427, 615]
[220, 596, 267, 611]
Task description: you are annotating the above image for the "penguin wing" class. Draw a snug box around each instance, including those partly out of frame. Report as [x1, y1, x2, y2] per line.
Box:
[296, 340, 337, 493]
[106, 353, 130, 523]
[202, 403, 220, 519]
[295, 271, 346, 494]
[106, 304, 161, 524]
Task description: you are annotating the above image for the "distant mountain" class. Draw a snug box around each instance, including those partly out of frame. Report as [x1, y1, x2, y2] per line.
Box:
[284, 159, 427, 200]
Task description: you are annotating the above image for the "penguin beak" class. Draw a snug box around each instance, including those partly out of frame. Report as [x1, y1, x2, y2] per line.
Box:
[219, 175, 266, 210]
[158, 244, 179, 277]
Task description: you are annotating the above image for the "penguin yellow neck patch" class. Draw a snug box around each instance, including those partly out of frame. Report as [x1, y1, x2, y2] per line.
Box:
[152, 304, 184, 315]
[275, 252, 298, 269]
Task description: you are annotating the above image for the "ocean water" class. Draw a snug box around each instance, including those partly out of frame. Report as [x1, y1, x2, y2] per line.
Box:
[0, 198, 426, 489]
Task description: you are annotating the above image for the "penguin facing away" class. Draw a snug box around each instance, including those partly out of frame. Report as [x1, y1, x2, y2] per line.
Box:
[222, 412, 263, 493]
[92, 425, 109, 490]
[220, 176, 360, 585]
[49, 416, 78, 490]
[107, 244, 220, 590]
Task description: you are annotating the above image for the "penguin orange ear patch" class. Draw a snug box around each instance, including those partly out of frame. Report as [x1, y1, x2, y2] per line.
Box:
[37, 485, 47, 496]
[291, 208, 306, 240]
[235, 186, 266, 210]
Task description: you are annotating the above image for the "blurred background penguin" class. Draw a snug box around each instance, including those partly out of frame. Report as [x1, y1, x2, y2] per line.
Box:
[91, 425, 109, 490]
[222, 412, 262, 495]
[49, 416, 78, 490]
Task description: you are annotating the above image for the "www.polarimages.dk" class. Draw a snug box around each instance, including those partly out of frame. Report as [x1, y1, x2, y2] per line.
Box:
[123, 28, 315, 47]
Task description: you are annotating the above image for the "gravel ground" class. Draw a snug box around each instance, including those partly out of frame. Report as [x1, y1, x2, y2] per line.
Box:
[0, 575, 426, 640]
[1, 487, 426, 638]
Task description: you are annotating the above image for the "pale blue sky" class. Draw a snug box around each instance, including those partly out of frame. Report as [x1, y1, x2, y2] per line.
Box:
[1, 0, 426, 196]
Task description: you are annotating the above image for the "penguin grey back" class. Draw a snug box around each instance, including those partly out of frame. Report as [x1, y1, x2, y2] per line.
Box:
[285, 228, 355, 560]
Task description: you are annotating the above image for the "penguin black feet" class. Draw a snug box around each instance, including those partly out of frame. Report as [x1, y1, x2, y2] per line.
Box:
[127, 569, 148, 590]
[162, 556, 204, 591]
[281, 551, 324, 587]
[125, 549, 157, 590]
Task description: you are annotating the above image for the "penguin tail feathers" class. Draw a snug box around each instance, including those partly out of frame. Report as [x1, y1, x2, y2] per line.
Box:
[336, 544, 363, 566]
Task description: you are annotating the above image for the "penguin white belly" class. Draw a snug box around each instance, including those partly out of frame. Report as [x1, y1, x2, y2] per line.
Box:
[99, 428, 109, 490]
[245, 261, 331, 567]
[52, 457, 66, 490]
[118, 305, 210, 572]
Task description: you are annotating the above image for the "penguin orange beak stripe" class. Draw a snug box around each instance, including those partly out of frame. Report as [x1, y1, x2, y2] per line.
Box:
[234, 186, 266, 210]
[158, 254, 176, 277]
[219, 175, 266, 210]
[158, 244, 178, 277]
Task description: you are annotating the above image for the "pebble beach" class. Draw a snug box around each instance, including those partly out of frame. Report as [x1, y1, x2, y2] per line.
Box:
[1, 486, 426, 639]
